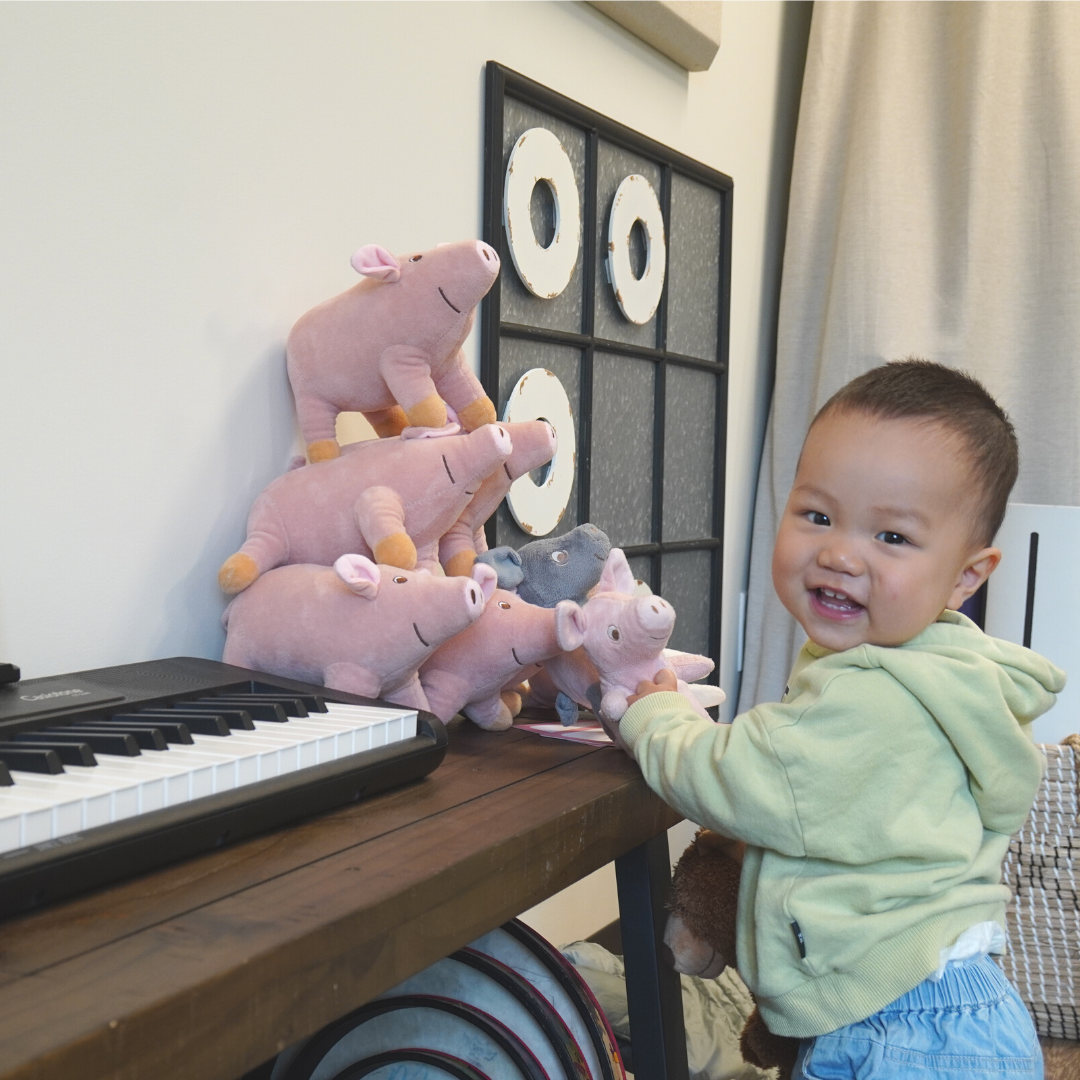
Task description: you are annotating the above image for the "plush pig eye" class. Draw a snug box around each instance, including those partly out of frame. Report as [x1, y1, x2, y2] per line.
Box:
[393, 575, 408, 584]
[607, 626, 621, 642]
[409, 254, 423, 262]
[498, 601, 511, 610]
[551, 550, 568, 565]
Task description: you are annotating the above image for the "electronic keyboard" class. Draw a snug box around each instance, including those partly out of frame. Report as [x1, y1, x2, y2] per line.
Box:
[0, 657, 447, 919]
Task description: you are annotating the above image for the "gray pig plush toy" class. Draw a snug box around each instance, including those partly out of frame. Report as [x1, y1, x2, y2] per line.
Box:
[477, 524, 611, 607]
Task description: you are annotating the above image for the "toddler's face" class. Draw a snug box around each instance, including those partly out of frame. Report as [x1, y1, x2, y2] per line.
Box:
[772, 410, 1000, 651]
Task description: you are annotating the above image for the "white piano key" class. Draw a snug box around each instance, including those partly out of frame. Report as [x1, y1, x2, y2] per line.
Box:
[70, 755, 192, 812]
[256, 719, 348, 763]
[178, 732, 290, 781]
[5, 771, 114, 839]
[0, 787, 64, 848]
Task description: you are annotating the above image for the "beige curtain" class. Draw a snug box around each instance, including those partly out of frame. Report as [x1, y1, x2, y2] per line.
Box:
[738, 0, 1080, 711]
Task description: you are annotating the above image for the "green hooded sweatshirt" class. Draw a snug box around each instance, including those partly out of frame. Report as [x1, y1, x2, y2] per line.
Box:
[619, 611, 1065, 1039]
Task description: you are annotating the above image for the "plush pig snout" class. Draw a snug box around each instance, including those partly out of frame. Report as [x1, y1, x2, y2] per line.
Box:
[462, 578, 485, 617]
[489, 424, 513, 458]
[476, 240, 500, 270]
[637, 596, 675, 635]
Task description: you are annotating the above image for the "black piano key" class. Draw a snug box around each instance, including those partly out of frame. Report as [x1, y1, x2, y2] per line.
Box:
[200, 695, 298, 721]
[169, 702, 263, 727]
[0, 761, 11, 786]
[28, 730, 141, 757]
[127, 711, 232, 736]
[70, 724, 168, 751]
[208, 694, 309, 718]
[7, 738, 97, 767]
[0, 744, 64, 774]
[103, 715, 194, 744]
[250, 686, 328, 712]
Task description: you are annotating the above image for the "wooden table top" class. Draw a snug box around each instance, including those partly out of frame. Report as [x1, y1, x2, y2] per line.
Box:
[0, 719, 681, 1080]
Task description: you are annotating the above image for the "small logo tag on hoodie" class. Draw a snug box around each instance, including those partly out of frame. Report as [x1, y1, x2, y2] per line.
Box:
[791, 920, 807, 959]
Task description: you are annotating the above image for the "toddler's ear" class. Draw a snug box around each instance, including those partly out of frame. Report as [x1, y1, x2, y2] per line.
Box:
[948, 546, 1002, 610]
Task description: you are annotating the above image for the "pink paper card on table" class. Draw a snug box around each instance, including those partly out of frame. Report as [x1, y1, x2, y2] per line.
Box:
[516, 721, 613, 746]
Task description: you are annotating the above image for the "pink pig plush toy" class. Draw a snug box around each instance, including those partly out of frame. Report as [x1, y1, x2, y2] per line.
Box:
[222, 555, 498, 709]
[438, 419, 558, 578]
[287, 240, 500, 462]
[419, 590, 586, 732]
[218, 423, 513, 594]
[530, 548, 716, 727]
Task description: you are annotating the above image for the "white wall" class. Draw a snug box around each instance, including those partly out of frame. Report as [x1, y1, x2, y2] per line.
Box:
[0, 0, 808, 940]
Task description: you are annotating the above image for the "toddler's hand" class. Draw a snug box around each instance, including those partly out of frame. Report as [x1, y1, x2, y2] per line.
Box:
[626, 667, 678, 707]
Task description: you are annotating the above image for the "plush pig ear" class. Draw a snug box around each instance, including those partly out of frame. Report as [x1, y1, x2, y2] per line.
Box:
[350, 244, 401, 282]
[471, 562, 498, 602]
[596, 548, 635, 595]
[555, 601, 587, 652]
[334, 554, 381, 598]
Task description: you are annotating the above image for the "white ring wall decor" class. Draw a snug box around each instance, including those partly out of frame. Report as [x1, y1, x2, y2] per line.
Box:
[606, 173, 667, 324]
[502, 368, 575, 536]
[503, 128, 581, 300]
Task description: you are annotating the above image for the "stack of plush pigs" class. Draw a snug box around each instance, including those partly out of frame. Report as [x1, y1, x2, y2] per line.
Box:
[218, 239, 717, 733]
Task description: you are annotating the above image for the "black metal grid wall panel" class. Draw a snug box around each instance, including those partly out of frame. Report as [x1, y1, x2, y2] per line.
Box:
[481, 62, 732, 672]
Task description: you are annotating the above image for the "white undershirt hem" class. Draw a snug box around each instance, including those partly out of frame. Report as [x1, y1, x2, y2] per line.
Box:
[929, 920, 1007, 981]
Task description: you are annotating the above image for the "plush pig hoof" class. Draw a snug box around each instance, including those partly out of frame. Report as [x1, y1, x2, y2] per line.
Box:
[373, 532, 417, 570]
[457, 396, 497, 432]
[443, 549, 477, 578]
[404, 393, 447, 431]
[307, 439, 340, 463]
[218, 553, 260, 595]
[466, 701, 514, 732]
[500, 690, 523, 717]
[366, 406, 409, 438]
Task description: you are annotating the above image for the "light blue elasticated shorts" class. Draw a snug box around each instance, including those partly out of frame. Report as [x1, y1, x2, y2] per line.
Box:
[795, 955, 1042, 1078]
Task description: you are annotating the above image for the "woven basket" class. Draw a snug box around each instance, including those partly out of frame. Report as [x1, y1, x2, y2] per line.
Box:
[1000, 736, 1080, 1041]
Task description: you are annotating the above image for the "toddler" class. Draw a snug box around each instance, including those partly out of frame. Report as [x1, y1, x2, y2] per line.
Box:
[618, 360, 1064, 1079]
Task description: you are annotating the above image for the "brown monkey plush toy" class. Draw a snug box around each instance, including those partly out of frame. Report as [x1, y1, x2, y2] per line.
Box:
[666, 830, 800, 1080]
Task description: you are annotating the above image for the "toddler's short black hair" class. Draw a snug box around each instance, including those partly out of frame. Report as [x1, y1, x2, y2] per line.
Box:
[813, 358, 1018, 546]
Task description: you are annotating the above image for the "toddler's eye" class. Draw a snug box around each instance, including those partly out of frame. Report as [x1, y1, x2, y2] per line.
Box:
[807, 511, 830, 527]
[876, 531, 907, 545]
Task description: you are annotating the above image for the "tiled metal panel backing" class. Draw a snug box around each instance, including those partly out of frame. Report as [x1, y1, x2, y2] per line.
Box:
[666, 175, 722, 361]
[661, 550, 714, 656]
[590, 354, 655, 548]
[500, 100, 587, 335]
[493, 337, 582, 548]
[663, 365, 717, 542]
[593, 142, 663, 349]
[483, 66, 731, 673]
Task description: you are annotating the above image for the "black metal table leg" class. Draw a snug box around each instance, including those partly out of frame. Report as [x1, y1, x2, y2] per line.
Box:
[615, 833, 688, 1080]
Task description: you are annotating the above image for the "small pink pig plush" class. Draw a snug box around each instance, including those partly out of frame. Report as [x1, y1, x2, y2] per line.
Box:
[222, 555, 497, 709]
[533, 548, 715, 726]
[287, 240, 501, 462]
[438, 419, 558, 578]
[218, 423, 513, 594]
[419, 590, 586, 731]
